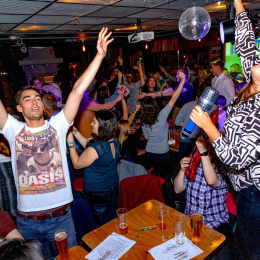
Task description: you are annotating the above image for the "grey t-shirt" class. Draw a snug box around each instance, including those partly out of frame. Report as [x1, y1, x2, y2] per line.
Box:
[142, 105, 172, 154]
[175, 101, 218, 141]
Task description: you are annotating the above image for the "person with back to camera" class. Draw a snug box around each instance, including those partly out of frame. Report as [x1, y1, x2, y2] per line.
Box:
[67, 109, 120, 226]
[140, 72, 186, 179]
[190, 1, 260, 258]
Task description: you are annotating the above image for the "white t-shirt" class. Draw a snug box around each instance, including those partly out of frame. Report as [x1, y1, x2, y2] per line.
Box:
[0, 110, 73, 212]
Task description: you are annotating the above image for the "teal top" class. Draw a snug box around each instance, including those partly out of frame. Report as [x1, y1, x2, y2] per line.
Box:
[83, 139, 119, 192]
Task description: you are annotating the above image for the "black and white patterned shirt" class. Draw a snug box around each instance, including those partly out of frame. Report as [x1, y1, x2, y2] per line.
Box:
[235, 11, 260, 83]
[212, 11, 260, 191]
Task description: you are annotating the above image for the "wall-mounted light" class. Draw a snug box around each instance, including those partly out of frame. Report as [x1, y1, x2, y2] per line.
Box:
[198, 39, 201, 42]
[82, 40, 86, 52]
[218, 1, 221, 5]
[145, 44, 148, 49]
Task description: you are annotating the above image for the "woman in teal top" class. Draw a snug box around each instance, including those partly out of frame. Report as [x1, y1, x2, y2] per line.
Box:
[67, 110, 119, 225]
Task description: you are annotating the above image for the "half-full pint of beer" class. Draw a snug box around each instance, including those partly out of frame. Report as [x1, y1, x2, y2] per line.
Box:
[54, 231, 70, 259]
[190, 213, 203, 244]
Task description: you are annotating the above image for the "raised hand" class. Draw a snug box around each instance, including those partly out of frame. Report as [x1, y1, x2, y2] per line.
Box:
[178, 72, 186, 82]
[96, 27, 114, 58]
[159, 65, 167, 75]
[115, 93, 124, 102]
[118, 56, 123, 66]
[190, 106, 211, 130]
[135, 104, 141, 111]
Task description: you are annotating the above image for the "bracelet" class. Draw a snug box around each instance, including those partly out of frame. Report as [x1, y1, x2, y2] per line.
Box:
[67, 141, 75, 145]
[68, 145, 75, 149]
[200, 151, 208, 157]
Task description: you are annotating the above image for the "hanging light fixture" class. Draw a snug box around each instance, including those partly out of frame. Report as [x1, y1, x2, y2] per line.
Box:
[82, 40, 86, 52]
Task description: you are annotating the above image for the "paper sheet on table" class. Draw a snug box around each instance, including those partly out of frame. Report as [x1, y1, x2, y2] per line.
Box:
[148, 237, 203, 260]
[85, 232, 136, 260]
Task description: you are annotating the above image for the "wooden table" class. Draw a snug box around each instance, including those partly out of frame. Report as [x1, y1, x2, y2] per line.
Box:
[83, 200, 226, 260]
[57, 246, 88, 260]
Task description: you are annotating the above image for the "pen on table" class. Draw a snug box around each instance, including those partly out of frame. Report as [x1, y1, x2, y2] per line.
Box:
[138, 226, 156, 231]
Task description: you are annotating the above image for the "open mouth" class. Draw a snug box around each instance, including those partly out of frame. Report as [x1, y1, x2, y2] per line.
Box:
[32, 107, 40, 112]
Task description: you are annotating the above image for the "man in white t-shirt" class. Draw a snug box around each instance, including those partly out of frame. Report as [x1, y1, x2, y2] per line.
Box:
[0, 28, 113, 260]
[211, 59, 235, 106]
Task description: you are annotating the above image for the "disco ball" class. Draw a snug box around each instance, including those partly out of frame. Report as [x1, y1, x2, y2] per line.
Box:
[179, 6, 211, 40]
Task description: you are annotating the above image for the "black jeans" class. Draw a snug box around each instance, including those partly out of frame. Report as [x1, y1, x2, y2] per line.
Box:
[237, 185, 260, 259]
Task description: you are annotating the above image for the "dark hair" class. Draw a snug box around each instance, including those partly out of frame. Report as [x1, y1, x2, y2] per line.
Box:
[0, 239, 45, 260]
[232, 77, 260, 106]
[196, 88, 205, 99]
[88, 110, 117, 146]
[15, 85, 41, 105]
[178, 67, 190, 83]
[30, 78, 38, 86]
[147, 76, 159, 91]
[215, 95, 227, 106]
[53, 75, 62, 84]
[140, 97, 160, 128]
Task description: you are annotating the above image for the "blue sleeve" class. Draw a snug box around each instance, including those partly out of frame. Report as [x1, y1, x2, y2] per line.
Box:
[105, 90, 118, 103]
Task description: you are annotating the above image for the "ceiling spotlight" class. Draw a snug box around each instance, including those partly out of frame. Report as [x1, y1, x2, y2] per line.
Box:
[219, 20, 235, 44]
[82, 40, 86, 52]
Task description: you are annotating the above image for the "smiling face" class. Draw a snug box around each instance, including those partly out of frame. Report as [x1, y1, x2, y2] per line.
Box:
[148, 77, 156, 91]
[91, 117, 99, 136]
[33, 79, 43, 90]
[17, 89, 44, 121]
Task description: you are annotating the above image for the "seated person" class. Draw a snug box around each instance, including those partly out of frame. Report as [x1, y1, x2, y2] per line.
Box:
[174, 137, 232, 259]
[0, 211, 23, 241]
[215, 95, 227, 133]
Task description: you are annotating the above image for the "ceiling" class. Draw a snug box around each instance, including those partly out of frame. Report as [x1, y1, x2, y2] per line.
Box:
[0, 0, 259, 43]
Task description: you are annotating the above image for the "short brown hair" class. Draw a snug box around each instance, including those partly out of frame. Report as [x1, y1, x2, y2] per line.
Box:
[211, 59, 224, 70]
[15, 85, 41, 105]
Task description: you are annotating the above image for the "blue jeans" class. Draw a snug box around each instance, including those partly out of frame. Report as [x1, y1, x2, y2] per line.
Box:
[17, 206, 77, 260]
[237, 185, 260, 259]
[84, 183, 119, 226]
[71, 198, 96, 242]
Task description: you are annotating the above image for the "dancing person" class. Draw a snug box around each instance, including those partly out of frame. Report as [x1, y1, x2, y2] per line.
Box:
[67, 110, 120, 225]
[190, 1, 260, 258]
[0, 27, 114, 260]
[140, 72, 186, 179]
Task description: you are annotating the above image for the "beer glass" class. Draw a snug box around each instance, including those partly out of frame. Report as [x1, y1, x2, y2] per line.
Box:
[156, 203, 167, 230]
[174, 215, 186, 245]
[190, 212, 203, 244]
[116, 208, 128, 235]
[54, 229, 70, 259]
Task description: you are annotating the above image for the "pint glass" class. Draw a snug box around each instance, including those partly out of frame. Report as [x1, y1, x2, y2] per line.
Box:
[190, 212, 203, 244]
[54, 230, 70, 259]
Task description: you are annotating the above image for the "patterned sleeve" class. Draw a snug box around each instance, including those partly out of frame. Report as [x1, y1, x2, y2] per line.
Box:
[235, 11, 260, 83]
[214, 162, 229, 190]
[212, 107, 260, 170]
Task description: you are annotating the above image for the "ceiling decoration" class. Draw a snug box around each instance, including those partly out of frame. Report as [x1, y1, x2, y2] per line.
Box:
[0, 0, 258, 42]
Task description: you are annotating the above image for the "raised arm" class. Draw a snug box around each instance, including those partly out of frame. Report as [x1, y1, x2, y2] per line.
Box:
[0, 100, 8, 131]
[72, 126, 89, 148]
[64, 28, 114, 124]
[128, 104, 141, 125]
[174, 157, 190, 193]
[234, 0, 260, 82]
[168, 72, 186, 108]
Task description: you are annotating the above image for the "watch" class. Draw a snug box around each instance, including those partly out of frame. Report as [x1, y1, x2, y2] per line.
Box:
[200, 151, 208, 156]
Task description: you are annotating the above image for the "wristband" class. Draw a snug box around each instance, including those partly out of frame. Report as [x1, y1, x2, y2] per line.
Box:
[200, 151, 208, 156]
[68, 145, 75, 149]
[67, 141, 75, 145]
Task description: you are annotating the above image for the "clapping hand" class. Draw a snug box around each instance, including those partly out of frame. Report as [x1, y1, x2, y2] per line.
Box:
[96, 27, 114, 58]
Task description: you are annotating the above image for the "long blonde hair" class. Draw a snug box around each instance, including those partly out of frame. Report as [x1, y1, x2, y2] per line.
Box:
[117, 120, 130, 148]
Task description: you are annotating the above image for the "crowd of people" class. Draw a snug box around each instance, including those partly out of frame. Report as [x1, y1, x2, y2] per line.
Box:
[0, 0, 259, 259]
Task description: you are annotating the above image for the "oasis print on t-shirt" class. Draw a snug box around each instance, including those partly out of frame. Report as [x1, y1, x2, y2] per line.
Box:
[15, 126, 67, 195]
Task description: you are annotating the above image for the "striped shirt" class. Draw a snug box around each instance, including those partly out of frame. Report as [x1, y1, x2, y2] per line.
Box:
[184, 162, 229, 229]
